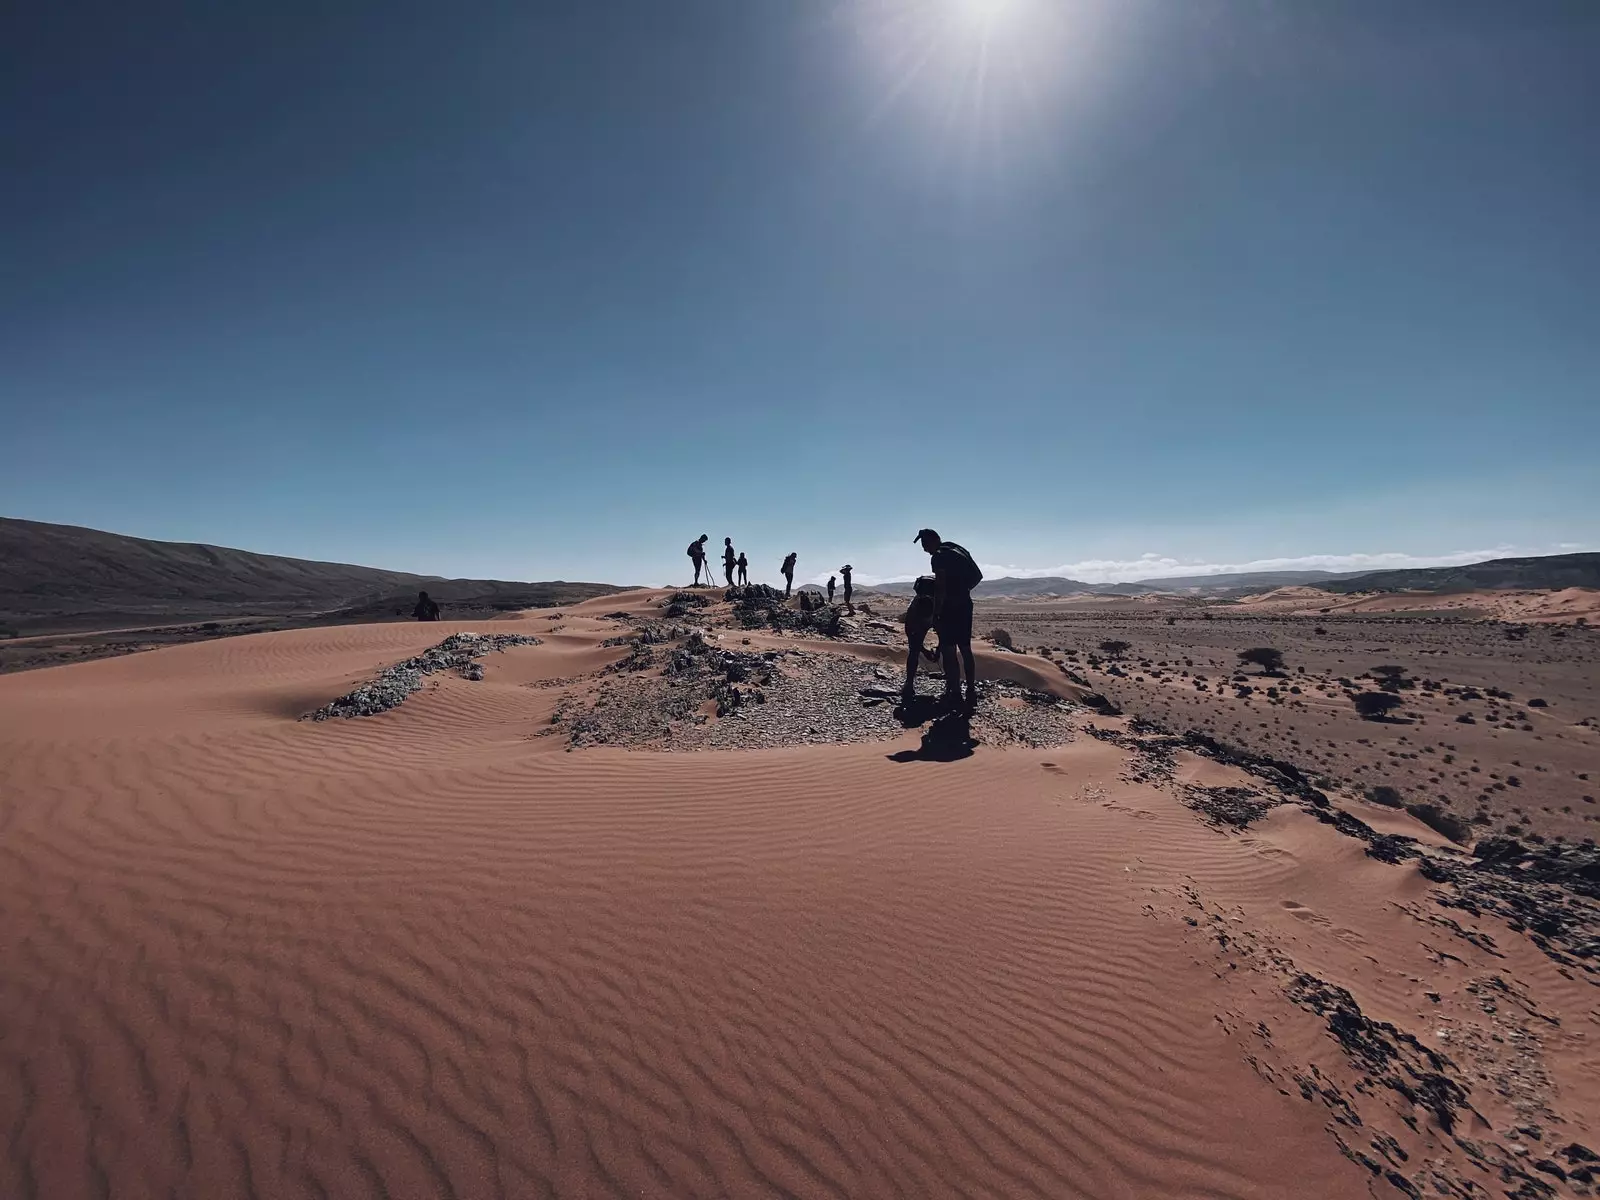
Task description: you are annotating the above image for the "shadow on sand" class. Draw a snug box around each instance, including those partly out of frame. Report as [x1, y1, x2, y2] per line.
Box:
[887, 710, 976, 763]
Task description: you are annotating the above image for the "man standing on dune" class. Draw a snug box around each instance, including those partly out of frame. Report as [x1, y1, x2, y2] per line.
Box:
[687, 534, 710, 586]
[916, 528, 982, 710]
[781, 552, 797, 597]
[722, 537, 737, 588]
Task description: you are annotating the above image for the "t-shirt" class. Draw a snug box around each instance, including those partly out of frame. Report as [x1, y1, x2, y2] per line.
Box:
[723, 546, 736, 565]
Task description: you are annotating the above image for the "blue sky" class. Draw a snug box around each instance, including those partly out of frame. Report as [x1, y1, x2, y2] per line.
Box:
[3, 0, 1595, 587]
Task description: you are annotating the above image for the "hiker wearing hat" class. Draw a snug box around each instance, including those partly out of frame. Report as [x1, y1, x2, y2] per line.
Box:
[839, 564, 853, 609]
[915, 528, 983, 710]
[687, 534, 710, 586]
[781, 552, 797, 597]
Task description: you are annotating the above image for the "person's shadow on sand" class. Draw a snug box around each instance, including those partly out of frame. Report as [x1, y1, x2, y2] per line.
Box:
[887, 711, 976, 762]
[890, 693, 943, 727]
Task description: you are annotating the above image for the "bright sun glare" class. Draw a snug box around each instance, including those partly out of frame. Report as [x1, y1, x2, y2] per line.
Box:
[844, 0, 1095, 175]
[956, 0, 1013, 25]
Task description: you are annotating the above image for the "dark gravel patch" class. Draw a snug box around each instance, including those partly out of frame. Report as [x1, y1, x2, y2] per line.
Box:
[304, 632, 543, 720]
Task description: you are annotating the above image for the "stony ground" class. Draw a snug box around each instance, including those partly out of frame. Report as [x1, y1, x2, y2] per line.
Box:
[549, 604, 1077, 754]
[306, 632, 543, 719]
[976, 605, 1600, 846]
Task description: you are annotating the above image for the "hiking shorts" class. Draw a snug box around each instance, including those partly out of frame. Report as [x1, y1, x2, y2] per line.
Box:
[936, 593, 973, 642]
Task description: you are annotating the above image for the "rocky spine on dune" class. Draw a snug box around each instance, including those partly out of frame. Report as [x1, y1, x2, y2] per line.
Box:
[305, 631, 543, 719]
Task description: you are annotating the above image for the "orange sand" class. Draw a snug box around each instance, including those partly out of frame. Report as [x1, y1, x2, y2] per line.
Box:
[3, 591, 1594, 1198]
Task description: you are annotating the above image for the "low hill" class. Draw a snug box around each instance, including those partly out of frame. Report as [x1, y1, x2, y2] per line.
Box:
[1125, 569, 1361, 591]
[873, 570, 1348, 599]
[870, 575, 1099, 599]
[1326, 553, 1600, 595]
[0, 517, 624, 632]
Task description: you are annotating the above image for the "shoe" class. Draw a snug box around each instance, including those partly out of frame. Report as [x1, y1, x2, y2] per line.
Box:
[965, 686, 981, 711]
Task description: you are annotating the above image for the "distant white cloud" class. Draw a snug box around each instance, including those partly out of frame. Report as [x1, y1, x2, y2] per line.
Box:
[847, 544, 1593, 588]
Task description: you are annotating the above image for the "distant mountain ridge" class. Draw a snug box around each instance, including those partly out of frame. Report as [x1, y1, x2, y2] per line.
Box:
[870, 555, 1597, 599]
[0, 517, 625, 632]
[1324, 553, 1600, 594]
[873, 568, 1360, 598]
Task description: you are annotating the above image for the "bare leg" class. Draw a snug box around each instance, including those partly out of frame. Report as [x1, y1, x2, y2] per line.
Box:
[903, 629, 925, 695]
[940, 638, 960, 697]
[960, 639, 977, 702]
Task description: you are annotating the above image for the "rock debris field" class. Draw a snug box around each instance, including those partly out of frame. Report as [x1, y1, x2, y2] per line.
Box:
[304, 631, 543, 719]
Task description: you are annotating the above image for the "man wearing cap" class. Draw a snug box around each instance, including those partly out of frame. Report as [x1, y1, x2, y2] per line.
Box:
[915, 528, 982, 710]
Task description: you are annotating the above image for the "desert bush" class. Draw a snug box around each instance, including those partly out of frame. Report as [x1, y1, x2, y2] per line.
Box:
[987, 628, 1014, 650]
[1366, 785, 1404, 808]
[1528, 697, 1549, 708]
[1368, 664, 1412, 690]
[1237, 647, 1284, 674]
[1098, 640, 1131, 658]
[1353, 692, 1404, 720]
[1405, 803, 1471, 844]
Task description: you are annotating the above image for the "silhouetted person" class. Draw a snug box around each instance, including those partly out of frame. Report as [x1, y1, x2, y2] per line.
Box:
[736, 551, 749, 586]
[901, 576, 939, 701]
[916, 528, 982, 709]
[687, 534, 710, 585]
[413, 590, 441, 622]
[827, 575, 837, 603]
[722, 537, 737, 587]
[781, 552, 797, 597]
[840, 564, 853, 609]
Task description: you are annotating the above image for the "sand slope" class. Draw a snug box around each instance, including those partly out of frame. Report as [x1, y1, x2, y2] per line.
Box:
[3, 592, 1594, 1198]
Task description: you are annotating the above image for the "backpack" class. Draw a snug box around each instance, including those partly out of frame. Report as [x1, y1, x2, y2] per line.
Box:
[940, 542, 983, 592]
[687, 542, 700, 558]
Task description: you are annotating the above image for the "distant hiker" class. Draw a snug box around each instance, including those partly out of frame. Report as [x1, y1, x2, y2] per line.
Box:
[781, 552, 797, 597]
[827, 575, 837, 603]
[687, 534, 710, 585]
[916, 528, 982, 710]
[840, 564, 853, 609]
[900, 576, 940, 700]
[413, 590, 441, 622]
[722, 537, 737, 587]
[736, 551, 749, 586]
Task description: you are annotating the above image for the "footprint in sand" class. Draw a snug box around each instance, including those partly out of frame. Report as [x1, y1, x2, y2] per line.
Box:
[1280, 899, 1333, 928]
[1280, 900, 1366, 945]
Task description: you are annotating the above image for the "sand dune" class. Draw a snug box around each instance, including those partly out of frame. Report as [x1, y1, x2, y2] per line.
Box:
[3, 590, 1594, 1198]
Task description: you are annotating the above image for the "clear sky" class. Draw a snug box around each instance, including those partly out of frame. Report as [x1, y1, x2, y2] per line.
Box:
[3, 0, 1596, 587]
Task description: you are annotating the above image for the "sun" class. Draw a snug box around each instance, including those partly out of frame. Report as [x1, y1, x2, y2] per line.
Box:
[843, 0, 1099, 176]
[954, 0, 1015, 26]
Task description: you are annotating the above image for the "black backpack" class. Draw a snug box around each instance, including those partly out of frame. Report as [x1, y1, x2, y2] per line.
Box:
[940, 542, 983, 592]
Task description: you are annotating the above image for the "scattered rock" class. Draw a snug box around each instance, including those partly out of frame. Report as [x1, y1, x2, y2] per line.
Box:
[305, 633, 542, 720]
